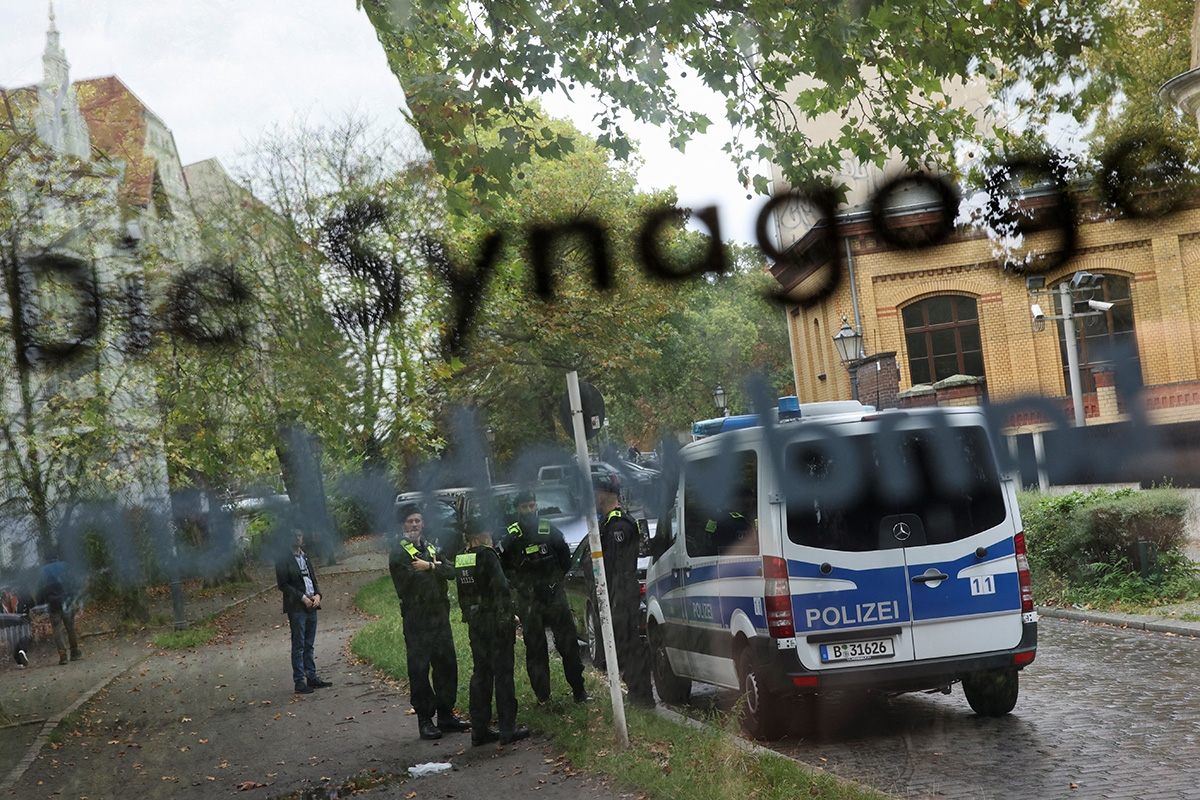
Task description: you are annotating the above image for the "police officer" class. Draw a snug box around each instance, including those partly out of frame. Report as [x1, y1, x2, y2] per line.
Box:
[455, 517, 530, 746]
[707, 487, 758, 555]
[498, 490, 589, 704]
[389, 504, 470, 740]
[593, 474, 654, 707]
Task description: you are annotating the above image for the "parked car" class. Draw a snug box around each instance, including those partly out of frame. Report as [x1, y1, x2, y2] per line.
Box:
[538, 461, 660, 512]
[463, 482, 590, 549]
[563, 521, 651, 669]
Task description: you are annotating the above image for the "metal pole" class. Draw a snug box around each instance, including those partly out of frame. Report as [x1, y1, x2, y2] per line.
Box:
[566, 371, 628, 748]
[1059, 283, 1086, 427]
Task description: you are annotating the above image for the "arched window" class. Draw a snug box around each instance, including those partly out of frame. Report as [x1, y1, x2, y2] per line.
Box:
[1055, 274, 1140, 394]
[902, 295, 984, 385]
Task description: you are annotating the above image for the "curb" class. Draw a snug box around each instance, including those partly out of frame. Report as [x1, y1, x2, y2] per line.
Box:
[1036, 605, 1200, 638]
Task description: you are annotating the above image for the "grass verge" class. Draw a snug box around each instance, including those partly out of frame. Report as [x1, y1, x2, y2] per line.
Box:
[152, 623, 219, 649]
[351, 576, 887, 800]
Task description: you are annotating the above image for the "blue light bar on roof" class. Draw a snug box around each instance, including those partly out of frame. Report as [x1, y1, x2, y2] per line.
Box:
[777, 395, 801, 422]
[691, 414, 760, 438]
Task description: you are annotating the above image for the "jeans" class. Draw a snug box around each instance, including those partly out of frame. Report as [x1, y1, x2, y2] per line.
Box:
[287, 609, 318, 686]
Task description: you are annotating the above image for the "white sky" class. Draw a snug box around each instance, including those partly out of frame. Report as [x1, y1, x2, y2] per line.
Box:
[0, 0, 765, 244]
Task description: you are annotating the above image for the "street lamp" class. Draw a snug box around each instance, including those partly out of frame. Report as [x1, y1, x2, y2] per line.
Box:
[832, 316, 863, 400]
[712, 384, 729, 417]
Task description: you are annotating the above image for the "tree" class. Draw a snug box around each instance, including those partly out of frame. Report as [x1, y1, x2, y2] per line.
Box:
[357, 0, 1112, 211]
[426, 115, 792, 463]
[623, 244, 793, 444]
[191, 114, 451, 497]
[433, 115, 701, 461]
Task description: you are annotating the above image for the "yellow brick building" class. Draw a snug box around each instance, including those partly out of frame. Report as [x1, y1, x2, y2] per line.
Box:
[771, 187, 1200, 429]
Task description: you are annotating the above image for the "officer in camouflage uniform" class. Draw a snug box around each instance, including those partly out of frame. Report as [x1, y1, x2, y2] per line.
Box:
[455, 517, 530, 746]
[498, 490, 589, 704]
[593, 474, 654, 706]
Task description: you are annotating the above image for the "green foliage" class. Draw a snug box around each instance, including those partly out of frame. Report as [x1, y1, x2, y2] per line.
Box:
[1019, 487, 1199, 607]
[351, 576, 884, 800]
[243, 513, 276, 561]
[181, 112, 449, 494]
[632, 245, 793, 442]
[329, 490, 373, 541]
[439, 115, 698, 455]
[435, 114, 791, 458]
[359, 0, 1114, 212]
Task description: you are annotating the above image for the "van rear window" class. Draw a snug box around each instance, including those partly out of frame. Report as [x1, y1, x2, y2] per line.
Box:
[785, 425, 1007, 551]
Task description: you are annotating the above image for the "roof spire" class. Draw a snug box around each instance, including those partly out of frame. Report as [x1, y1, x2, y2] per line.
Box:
[35, 0, 90, 159]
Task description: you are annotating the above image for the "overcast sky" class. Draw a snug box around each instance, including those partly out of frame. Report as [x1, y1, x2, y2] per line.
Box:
[0, 0, 764, 244]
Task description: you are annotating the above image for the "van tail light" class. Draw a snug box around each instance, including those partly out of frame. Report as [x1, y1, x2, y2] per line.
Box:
[1014, 531, 1033, 613]
[763, 556, 795, 639]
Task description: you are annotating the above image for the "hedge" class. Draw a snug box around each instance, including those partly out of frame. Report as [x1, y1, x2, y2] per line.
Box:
[1017, 487, 1189, 586]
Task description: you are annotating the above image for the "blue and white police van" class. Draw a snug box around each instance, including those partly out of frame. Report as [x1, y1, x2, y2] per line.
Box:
[645, 398, 1037, 738]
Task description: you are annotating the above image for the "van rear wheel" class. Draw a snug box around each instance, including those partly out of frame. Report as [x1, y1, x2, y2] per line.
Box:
[586, 603, 606, 671]
[737, 649, 784, 740]
[649, 625, 690, 704]
[962, 668, 1019, 716]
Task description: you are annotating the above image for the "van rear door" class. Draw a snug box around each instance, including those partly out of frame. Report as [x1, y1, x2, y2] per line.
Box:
[782, 413, 1021, 669]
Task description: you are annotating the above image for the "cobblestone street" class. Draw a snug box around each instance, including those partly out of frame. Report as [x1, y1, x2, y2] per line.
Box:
[750, 617, 1200, 799]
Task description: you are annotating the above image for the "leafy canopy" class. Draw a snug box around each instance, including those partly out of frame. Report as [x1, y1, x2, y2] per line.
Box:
[358, 0, 1112, 211]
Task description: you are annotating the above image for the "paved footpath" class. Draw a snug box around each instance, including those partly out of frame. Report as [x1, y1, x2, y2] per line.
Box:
[0, 540, 632, 800]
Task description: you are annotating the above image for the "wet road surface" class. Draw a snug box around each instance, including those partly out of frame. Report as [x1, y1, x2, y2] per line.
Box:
[679, 616, 1200, 799]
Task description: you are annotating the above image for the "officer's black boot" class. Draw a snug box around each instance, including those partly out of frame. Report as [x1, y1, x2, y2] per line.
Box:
[438, 713, 471, 733]
[418, 717, 442, 740]
[472, 727, 500, 746]
[498, 726, 530, 745]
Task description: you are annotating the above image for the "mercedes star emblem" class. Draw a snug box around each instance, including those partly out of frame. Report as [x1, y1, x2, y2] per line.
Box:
[893, 521, 912, 541]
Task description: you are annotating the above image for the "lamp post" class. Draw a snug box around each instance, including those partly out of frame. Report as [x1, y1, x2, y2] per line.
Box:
[832, 316, 863, 401]
[1028, 271, 1108, 427]
[712, 384, 729, 417]
[485, 426, 495, 485]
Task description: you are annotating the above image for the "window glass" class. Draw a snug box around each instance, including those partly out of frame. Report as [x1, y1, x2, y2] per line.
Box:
[785, 426, 1007, 551]
[903, 295, 985, 384]
[955, 296, 978, 321]
[682, 451, 757, 558]
[1056, 273, 1142, 394]
[926, 295, 954, 325]
[901, 304, 925, 329]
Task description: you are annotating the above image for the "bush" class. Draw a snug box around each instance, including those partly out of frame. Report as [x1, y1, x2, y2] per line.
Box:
[330, 492, 373, 541]
[1019, 486, 1198, 606]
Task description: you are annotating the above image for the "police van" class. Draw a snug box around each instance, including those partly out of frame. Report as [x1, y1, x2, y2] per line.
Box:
[645, 398, 1037, 738]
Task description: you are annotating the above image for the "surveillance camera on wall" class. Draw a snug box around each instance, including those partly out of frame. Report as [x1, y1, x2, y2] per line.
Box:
[1031, 303, 1046, 333]
[1088, 299, 1114, 312]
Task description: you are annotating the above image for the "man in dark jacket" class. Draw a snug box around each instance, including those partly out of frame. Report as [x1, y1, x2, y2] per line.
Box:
[38, 552, 81, 665]
[455, 517, 529, 746]
[389, 504, 469, 740]
[275, 528, 334, 694]
[497, 490, 588, 704]
[593, 475, 653, 706]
